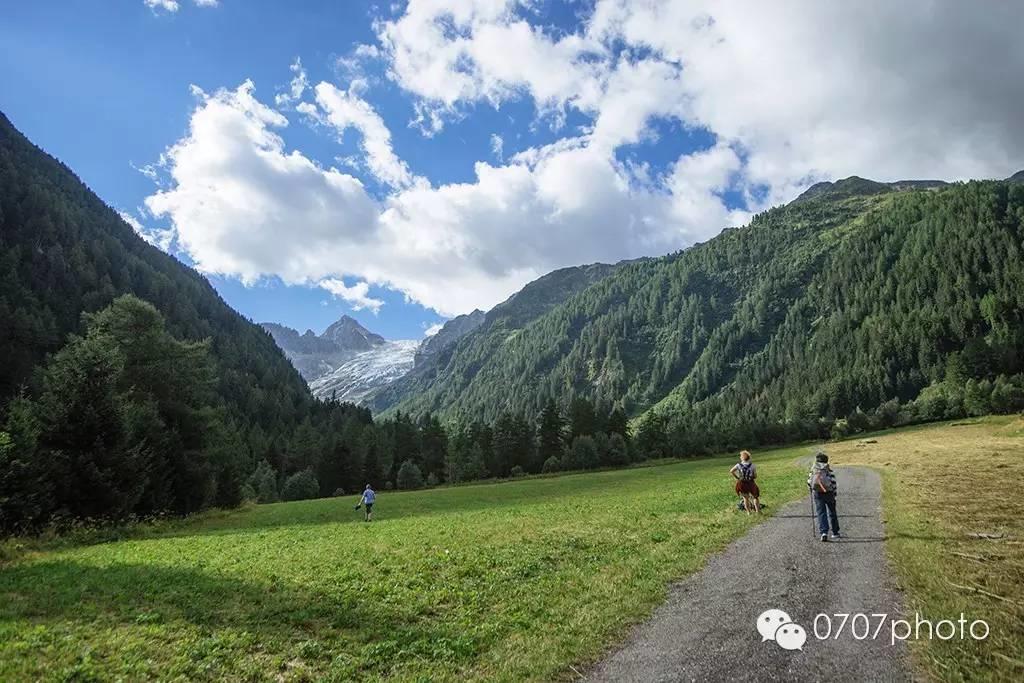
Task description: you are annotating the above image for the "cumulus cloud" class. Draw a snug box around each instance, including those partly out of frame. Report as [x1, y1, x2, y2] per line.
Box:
[144, 81, 379, 284]
[587, 1, 1024, 201]
[146, 1, 1024, 317]
[377, 0, 606, 129]
[378, 0, 1024, 193]
[319, 278, 384, 313]
[423, 322, 444, 337]
[144, 80, 734, 315]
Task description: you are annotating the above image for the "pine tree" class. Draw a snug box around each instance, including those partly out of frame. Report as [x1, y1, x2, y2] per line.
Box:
[537, 398, 566, 467]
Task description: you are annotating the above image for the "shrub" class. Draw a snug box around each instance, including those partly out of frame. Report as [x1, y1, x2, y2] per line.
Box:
[607, 433, 630, 466]
[569, 435, 599, 470]
[829, 419, 850, 441]
[247, 460, 279, 504]
[396, 460, 424, 490]
[239, 483, 257, 502]
[509, 465, 525, 478]
[281, 470, 320, 502]
[426, 472, 439, 487]
[541, 456, 561, 473]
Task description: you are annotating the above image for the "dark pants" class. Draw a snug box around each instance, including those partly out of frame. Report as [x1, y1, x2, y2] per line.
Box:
[814, 491, 840, 535]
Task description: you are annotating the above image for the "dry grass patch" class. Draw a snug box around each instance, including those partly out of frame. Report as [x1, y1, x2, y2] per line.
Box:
[831, 416, 1024, 681]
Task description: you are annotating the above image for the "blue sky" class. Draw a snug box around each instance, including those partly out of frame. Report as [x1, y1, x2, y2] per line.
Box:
[2, 1, 1019, 339]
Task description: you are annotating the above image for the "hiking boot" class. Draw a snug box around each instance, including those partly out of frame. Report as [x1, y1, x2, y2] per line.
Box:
[820, 533, 828, 542]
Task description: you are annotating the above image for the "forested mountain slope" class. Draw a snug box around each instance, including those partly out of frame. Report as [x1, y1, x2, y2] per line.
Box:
[382, 179, 1024, 441]
[372, 262, 622, 412]
[0, 112, 311, 431]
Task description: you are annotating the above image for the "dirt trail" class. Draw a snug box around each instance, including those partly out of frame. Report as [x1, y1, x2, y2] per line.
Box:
[585, 467, 911, 682]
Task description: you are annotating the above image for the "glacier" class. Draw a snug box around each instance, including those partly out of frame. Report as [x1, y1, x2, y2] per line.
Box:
[308, 340, 419, 404]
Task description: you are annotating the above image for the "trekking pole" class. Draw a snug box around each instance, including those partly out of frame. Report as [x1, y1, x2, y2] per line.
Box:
[810, 489, 817, 538]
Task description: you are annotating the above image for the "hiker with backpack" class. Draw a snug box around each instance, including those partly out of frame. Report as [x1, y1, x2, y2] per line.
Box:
[730, 450, 761, 514]
[808, 452, 840, 541]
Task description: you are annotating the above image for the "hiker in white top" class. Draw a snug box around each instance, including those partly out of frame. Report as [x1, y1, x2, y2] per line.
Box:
[808, 452, 840, 541]
[730, 450, 761, 514]
[355, 484, 376, 522]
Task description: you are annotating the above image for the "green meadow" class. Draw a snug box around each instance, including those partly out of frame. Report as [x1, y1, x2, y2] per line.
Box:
[0, 449, 808, 682]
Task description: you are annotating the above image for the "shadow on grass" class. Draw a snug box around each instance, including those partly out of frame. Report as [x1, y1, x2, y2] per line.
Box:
[0, 559, 478, 676]
[0, 560, 364, 634]
[774, 514, 875, 519]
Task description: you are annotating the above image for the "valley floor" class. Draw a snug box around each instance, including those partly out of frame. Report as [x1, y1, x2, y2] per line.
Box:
[0, 418, 1021, 681]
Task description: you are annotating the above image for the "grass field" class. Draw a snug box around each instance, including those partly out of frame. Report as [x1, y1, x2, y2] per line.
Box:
[837, 416, 1024, 682]
[2, 419, 1021, 682]
[0, 448, 809, 681]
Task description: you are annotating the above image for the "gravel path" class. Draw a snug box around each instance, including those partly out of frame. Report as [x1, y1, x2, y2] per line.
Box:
[585, 466, 911, 682]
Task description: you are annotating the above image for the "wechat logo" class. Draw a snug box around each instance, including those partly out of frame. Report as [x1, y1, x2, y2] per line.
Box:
[757, 608, 807, 651]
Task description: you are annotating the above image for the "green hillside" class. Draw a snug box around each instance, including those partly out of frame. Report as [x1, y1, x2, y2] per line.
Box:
[0, 112, 315, 428]
[0, 113, 375, 526]
[383, 181, 1024, 451]
[372, 261, 622, 412]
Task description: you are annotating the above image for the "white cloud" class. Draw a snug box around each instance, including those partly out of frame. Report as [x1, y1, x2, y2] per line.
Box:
[337, 43, 382, 81]
[377, 0, 1024, 197]
[423, 322, 444, 337]
[376, 0, 606, 130]
[307, 82, 415, 189]
[144, 81, 732, 316]
[144, 81, 379, 285]
[118, 210, 175, 251]
[489, 133, 503, 161]
[146, 2, 1024, 318]
[587, 0, 1024, 198]
[275, 58, 309, 107]
[145, 0, 216, 11]
[145, 0, 179, 12]
[319, 279, 384, 313]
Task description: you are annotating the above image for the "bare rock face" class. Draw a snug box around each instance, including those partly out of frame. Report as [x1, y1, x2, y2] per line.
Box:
[260, 315, 387, 383]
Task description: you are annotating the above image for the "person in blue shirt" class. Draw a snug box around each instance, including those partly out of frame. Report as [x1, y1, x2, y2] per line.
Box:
[357, 484, 376, 522]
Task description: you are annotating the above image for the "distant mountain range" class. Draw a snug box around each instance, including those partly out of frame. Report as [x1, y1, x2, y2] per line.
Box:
[260, 311, 486, 404]
[261, 263, 625, 405]
[261, 316, 386, 381]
